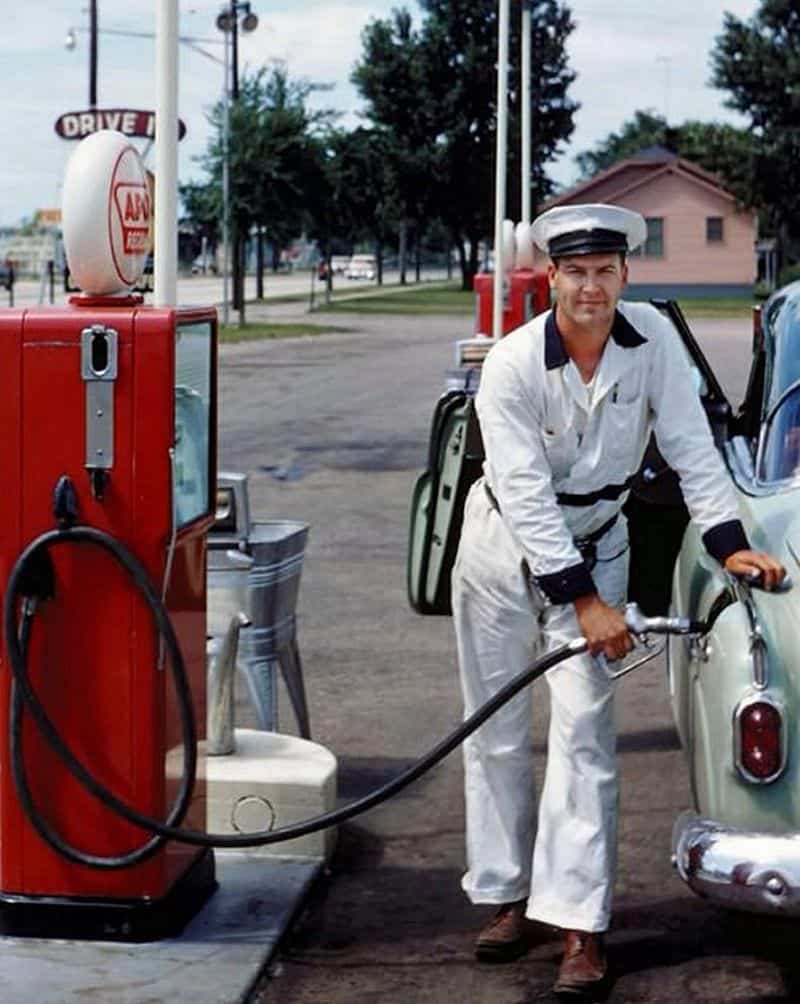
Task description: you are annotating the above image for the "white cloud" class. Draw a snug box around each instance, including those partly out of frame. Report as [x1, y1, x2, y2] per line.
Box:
[551, 0, 759, 187]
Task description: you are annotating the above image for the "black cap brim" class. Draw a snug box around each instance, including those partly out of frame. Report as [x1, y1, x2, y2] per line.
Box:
[548, 228, 628, 258]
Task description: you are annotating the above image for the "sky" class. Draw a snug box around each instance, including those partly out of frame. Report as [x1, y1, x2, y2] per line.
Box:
[0, 0, 760, 228]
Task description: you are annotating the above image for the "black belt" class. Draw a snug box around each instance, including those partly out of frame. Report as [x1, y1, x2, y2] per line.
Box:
[572, 513, 620, 568]
[484, 481, 620, 569]
[555, 477, 634, 507]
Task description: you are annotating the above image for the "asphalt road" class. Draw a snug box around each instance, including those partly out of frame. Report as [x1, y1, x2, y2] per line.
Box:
[206, 305, 800, 1004]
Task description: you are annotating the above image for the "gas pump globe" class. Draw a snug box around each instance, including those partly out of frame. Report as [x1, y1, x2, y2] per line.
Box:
[0, 130, 218, 940]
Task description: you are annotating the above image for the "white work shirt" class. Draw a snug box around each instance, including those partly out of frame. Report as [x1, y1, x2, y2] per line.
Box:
[476, 300, 746, 602]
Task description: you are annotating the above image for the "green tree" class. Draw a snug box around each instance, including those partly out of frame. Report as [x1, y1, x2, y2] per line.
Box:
[200, 63, 333, 322]
[575, 110, 672, 178]
[711, 0, 800, 253]
[353, 10, 438, 284]
[179, 180, 220, 262]
[301, 127, 399, 299]
[353, 0, 578, 289]
[676, 121, 755, 206]
[327, 128, 399, 283]
[574, 111, 755, 206]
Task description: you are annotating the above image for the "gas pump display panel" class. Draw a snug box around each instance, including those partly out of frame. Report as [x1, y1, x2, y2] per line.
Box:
[174, 320, 213, 528]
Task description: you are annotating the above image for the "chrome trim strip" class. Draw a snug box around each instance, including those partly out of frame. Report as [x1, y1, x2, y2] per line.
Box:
[673, 810, 800, 915]
[725, 572, 768, 689]
[732, 692, 787, 784]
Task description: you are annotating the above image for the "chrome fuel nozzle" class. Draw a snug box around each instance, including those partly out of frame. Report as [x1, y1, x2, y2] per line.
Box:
[624, 602, 704, 638]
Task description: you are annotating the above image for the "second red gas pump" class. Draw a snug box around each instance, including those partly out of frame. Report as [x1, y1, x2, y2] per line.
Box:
[473, 221, 550, 337]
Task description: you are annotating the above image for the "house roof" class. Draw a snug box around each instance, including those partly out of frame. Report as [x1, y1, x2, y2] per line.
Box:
[546, 147, 737, 209]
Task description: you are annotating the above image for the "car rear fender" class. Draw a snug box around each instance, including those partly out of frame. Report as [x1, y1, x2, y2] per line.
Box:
[692, 600, 800, 830]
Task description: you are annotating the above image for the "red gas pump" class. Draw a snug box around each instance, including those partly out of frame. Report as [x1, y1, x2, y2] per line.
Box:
[472, 219, 551, 337]
[0, 131, 217, 940]
[473, 270, 550, 337]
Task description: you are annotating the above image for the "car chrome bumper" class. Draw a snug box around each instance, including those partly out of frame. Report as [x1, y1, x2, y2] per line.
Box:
[673, 810, 800, 914]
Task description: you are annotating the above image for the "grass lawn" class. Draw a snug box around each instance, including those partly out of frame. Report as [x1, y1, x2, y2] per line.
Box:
[309, 281, 754, 320]
[677, 297, 755, 319]
[219, 321, 350, 343]
[312, 282, 473, 314]
[251, 273, 756, 322]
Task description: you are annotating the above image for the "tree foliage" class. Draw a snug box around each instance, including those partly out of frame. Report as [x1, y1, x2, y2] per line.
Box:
[352, 10, 439, 280]
[711, 0, 800, 244]
[301, 126, 399, 289]
[184, 3, 578, 292]
[575, 110, 671, 178]
[574, 110, 756, 206]
[199, 63, 333, 238]
[353, 0, 578, 287]
[179, 180, 219, 246]
[326, 128, 398, 249]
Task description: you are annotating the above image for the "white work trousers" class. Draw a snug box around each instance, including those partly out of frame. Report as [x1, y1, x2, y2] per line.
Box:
[452, 480, 629, 933]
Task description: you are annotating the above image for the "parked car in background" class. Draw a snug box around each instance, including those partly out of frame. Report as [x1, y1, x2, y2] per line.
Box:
[331, 255, 350, 275]
[345, 254, 377, 280]
[639, 292, 800, 917]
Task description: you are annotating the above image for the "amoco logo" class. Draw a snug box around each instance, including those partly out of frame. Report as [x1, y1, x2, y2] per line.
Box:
[113, 183, 151, 254]
[108, 145, 151, 286]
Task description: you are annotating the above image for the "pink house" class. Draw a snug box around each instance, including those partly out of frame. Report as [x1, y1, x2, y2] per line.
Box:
[538, 147, 757, 297]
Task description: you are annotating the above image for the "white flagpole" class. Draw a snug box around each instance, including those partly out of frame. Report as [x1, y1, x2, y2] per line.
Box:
[154, 0, 179, 306]
[492, 0, 511, 339]
[521, 1, 532, 224]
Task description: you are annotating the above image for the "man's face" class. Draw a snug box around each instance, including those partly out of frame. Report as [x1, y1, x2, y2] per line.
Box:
[548, 252, 628, 330]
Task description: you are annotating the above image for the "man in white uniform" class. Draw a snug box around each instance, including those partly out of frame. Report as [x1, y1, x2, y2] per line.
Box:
[452, 204, 784, 994]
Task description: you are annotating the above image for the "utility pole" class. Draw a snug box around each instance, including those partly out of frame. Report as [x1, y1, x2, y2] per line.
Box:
[231, 6, 240, 100]
[217, 2, 259, 324]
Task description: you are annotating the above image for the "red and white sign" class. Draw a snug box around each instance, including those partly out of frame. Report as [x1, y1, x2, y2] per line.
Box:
[113, 182, 151, 255]
[55, 108, 186, 142]
[62, 130, 151, 295]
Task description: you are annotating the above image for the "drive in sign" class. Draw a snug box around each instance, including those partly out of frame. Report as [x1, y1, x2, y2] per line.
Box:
[54, 108, 187, 141]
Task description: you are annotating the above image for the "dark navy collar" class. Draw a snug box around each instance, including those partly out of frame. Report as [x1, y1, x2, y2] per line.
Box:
[544, 308, 648, 370]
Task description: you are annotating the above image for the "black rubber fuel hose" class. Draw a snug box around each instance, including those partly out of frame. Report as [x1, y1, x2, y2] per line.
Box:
[5, 525, 586, 867]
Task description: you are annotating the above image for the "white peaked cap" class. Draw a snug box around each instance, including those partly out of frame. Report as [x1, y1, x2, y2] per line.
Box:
[531, 203, 647, 257]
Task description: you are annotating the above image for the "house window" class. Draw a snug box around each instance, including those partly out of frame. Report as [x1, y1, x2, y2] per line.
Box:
[706, 216, 724, 243]
[631, 217, 664, 258]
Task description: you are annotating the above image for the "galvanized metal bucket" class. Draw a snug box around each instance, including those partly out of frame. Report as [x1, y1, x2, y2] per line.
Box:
[239, 520, 310, 735]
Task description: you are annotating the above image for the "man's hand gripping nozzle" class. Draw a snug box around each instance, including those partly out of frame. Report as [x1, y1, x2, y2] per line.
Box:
[594, 603, 706, 682]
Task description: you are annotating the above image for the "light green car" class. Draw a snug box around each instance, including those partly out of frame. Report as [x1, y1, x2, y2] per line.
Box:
[658, 289, 800, 915]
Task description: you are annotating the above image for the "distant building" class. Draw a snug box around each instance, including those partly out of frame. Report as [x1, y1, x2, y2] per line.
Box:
[0, 225, 61, 279]
[539, 146, 756, 298]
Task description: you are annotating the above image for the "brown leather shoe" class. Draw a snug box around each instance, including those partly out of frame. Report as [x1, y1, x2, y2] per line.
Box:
[553, 929, 607, 995]
[474, 899, 530, 962]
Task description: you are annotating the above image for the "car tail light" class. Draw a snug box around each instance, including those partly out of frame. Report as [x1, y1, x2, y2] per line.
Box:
[736, 700, 784, 782]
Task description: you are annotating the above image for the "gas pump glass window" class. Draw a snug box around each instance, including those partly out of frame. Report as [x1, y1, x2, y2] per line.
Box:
[174, 321, 212, 526]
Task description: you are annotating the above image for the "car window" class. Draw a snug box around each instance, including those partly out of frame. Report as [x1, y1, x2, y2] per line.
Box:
[758, 383, 800, 482]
